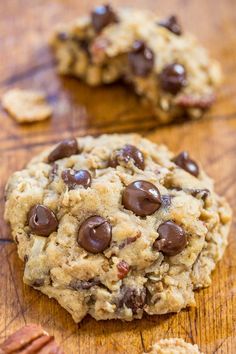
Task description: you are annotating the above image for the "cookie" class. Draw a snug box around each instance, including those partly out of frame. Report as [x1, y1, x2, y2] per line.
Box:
[4, 134, 231, 322]
[144, 338, 202, 354]
[1, 89, 52, 123]
[51, 5, 222, 123]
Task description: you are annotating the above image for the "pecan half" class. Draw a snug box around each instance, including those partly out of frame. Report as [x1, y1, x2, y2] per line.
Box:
[175, 93, 215, 109]
[0, 324, 64, 353]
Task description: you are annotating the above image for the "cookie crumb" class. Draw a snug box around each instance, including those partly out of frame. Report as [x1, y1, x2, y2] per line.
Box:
[1, 88, 52, 123]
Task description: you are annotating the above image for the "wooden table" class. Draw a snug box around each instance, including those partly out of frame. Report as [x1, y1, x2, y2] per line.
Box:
[0, 1, 236, 353]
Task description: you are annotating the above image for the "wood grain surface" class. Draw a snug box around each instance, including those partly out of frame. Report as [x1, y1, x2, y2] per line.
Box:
[0, 1, 236, 353]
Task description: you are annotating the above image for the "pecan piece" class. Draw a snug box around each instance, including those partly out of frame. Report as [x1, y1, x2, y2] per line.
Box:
[117, 260, 130, 279]
[119, 232, 141, 249]
[175, 93, 215, 109]
[0, 324, 64, 354]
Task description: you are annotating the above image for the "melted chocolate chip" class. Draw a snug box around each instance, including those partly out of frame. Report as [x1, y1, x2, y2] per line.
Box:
[122, 180, 162, 216]
[190, 188, 210, 201]
[28, 204, 58, 237]
[32, 279, 45, 287]
[119, 287, 146, 314]
[158, 15, 182, 35]
[160, 63, 187, 94]
[48, 138, 79, 163]
[153, 221, 187, 256]
[109, 144, 145, 170]
[57, 32, 70, 41]
[70, 278, 100, 290]
[117, 260, 130, 279]
[62, 169, 92, 190]
[128, 40, 154, 77]
[173, 151, 199, 177]
[79, 39, 89, 51]
[91, 4, 118, 33]
[72, 37, 91, 57]
[77, 216, 112, 253]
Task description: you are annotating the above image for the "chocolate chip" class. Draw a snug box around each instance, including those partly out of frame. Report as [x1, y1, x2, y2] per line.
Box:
[153, 221, 187, 256]
[70, 278, 100, 290]
[57, 32, 70, 41]
[190, 188, 210, 201]
[117, 260, 130, 279]
[80, 40, 91, 58]
[32, 279, 45, 287]
[119, 287, 146, 314]
[91, 4, 118, 33]
[158, 15, 182, 35]
[160, 63, 187, 94]
[24, 255, 28, 263]
[109, 144, 145, 170]
[77, 216, 112, 253]
[128, 40, 154, 77]
[122, 180, 162, 216]
[28, 204, 58, 237]
[62, 169, 92, 190]
[48, 138, 79, 163]
[173, 151, 199, 177]
[72, 37, 91, 57]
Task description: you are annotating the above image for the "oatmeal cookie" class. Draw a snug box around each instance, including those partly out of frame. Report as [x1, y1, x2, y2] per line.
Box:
[51, 5, 222, 123]
[4, 134, 231, 322]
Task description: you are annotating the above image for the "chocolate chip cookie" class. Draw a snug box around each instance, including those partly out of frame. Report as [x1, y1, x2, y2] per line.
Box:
[51, 5, 222, 123]
[4, 134, 231, 322]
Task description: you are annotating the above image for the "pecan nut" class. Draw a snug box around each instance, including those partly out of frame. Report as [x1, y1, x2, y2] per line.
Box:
[0, 324, 64, 354]
[175, 93, 215, 109]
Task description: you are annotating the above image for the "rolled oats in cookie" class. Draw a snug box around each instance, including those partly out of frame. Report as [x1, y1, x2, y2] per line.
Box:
[4, 134, 231, 323]
[51, 7, 222, 123]
[1, 88, 52, 123]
